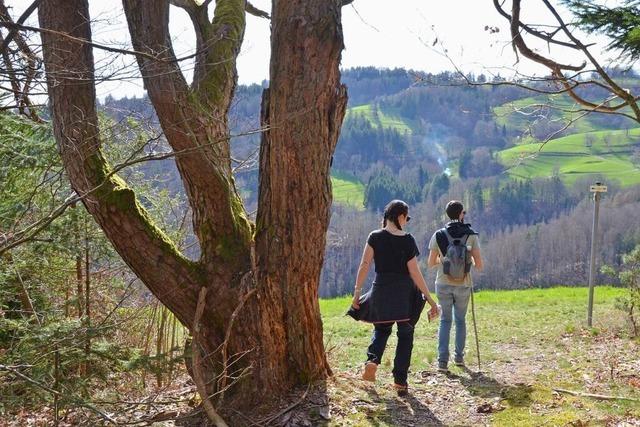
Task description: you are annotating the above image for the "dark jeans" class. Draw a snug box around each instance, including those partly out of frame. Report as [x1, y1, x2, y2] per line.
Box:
[366, 321, 415, 385]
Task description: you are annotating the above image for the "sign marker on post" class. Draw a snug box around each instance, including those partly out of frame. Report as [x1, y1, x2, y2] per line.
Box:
[587, 182, 606, 327]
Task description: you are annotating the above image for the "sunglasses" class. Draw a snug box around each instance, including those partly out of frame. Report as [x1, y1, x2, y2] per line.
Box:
[406, 215, 412, 222]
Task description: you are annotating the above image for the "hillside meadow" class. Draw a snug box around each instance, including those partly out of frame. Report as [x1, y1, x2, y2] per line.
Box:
[497, 128, 640, 186]
[331, 172, 366, 209]
[309, 286, 640, 426]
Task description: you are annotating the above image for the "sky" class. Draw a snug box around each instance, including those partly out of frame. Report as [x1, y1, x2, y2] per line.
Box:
[13, 0, 620, 100]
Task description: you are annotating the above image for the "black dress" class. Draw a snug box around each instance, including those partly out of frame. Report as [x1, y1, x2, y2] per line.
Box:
[347, 229, 425, 324]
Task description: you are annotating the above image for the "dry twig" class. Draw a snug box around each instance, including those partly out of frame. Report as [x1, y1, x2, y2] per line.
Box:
[553, 388, 639, 402]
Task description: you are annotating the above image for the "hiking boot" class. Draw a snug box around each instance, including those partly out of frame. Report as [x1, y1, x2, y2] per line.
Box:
[438, 361, 448, 373]
[394, 383, 409, 397]
[454, 356, 465, 367]
[362, 362, 377, 382]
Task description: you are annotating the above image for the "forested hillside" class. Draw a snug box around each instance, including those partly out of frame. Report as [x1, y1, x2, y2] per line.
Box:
[100, 67, 640, 297]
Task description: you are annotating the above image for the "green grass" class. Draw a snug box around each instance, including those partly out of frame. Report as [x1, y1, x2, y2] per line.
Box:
[493, 95, 602, 133]
[497, 127, 640, 186]
[321, 286, 639, 425]
[331, 171, 365, 209]
[347, 104, 414, 134]
[493, 94, 625, 137]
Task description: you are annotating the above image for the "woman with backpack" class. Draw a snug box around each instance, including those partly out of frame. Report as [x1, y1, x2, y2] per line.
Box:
[349, 200, 438, 396]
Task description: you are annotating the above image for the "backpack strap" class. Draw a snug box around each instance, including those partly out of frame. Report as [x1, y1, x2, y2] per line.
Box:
[435, 228, 448, 256]
[436, 228, 472, 255]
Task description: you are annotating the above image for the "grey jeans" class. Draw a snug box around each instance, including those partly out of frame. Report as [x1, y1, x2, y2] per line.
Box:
[436, 284, 471, 363]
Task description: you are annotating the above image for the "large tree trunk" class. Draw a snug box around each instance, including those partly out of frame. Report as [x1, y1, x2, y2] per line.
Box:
[38, 0, 346, 417]
[255, 0, 348, 384]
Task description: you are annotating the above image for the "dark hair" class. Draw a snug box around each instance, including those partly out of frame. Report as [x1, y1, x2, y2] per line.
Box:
[445, 200, 464, 220]
[382, 200, 409, 230]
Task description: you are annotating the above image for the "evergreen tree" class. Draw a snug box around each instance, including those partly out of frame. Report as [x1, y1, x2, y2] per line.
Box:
[471, 180, 485, 213]
[429, 173, 450, 203]
[418, 165, 430, 188]
[458, 149, 473, 179]
[564, 0, 640, 61]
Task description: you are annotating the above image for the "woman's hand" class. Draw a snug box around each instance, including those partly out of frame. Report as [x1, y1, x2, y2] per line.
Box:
[351, 290, 361, 309]
[427, 301, 439, 322]
[428, 301, 440, 321]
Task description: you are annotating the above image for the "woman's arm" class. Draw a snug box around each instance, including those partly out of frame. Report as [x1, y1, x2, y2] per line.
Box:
[407, 257, 437, 307]
[352, 243, 374, 308]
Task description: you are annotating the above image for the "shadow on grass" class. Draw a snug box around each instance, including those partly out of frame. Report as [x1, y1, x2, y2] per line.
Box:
[361, 385, 445, 426]
[451, 367, 534, 407]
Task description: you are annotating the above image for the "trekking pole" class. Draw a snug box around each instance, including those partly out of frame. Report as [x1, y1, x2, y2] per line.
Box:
[470, 286, 481, 371]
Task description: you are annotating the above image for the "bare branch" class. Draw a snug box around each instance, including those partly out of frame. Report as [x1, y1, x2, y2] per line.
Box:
[0, 124, 268, 256]
[539, 0, 640, 119]
[0, 364, 118, 424]
[0, 0, 43, 53]
[553, 388, 639, 402]
[492, 0, 581, 49]
[0, 1, 43, 121]
[246, 1, 270, 19]
[493, 0, 640, 122]
[217, 286, 256, 403]
[509, 0, 585, 72]
[169, 0, 198, 13]
[191, 287, 229, 427]
[0, 21, 205, 64]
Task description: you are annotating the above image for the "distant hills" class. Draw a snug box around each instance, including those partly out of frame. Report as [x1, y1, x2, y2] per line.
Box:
[102, 67, 640, 212]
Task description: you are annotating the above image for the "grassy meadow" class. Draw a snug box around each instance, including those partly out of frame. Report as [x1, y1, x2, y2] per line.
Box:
[497, 128, 640, 186]
[347, 104, 415, 134]
[495, 95, 599, 136]
[319, 286, 640, 426]
[331, 172, 366, 209]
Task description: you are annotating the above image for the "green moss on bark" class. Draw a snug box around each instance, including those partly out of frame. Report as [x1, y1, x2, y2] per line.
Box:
[83, 151, 199, 279]
[201, 0, 246, 106]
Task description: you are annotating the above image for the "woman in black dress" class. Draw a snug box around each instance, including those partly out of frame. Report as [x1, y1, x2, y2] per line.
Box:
[351, 200, 438, 395]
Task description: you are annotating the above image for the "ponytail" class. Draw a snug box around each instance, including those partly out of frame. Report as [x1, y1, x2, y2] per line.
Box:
[381, 200, 409, 231]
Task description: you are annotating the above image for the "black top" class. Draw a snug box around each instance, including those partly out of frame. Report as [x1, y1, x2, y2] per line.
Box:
[367, 229, 420, 275]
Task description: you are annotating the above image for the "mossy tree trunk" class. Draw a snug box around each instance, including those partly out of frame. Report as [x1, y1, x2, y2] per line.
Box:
[38, 0, 346, 414]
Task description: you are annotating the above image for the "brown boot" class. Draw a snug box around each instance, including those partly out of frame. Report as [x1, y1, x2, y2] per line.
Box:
[393, 383, 409, 397]
[362, 362, 377, 382]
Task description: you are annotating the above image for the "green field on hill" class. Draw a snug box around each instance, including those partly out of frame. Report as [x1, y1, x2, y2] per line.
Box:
[497, 128, 640, 186]
[493, 93, 634, 138]
[494, 95, 598, 136]
[331, 172, 365, 209]
[320, 286, 639, 426]
[347, 104, 415, 134]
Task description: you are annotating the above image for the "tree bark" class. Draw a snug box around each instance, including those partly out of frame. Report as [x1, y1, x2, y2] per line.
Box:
[39, 0, 202, 329]
[39, 0, 347, 416]
[121, 0, 253, 274]
[255, 0, 348, 383]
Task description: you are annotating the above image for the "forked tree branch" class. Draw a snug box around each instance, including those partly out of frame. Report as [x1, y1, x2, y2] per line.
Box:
[509, 0, 585, 72]
[0, 0, 43, 121]
[246, 2, 269, 19]
[493, 0, 581, 49]
[0, 0, 42, 52]
[496, 0, 640, 122]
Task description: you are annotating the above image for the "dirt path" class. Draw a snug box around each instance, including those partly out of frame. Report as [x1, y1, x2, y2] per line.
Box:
[268, 332, 639, 426]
